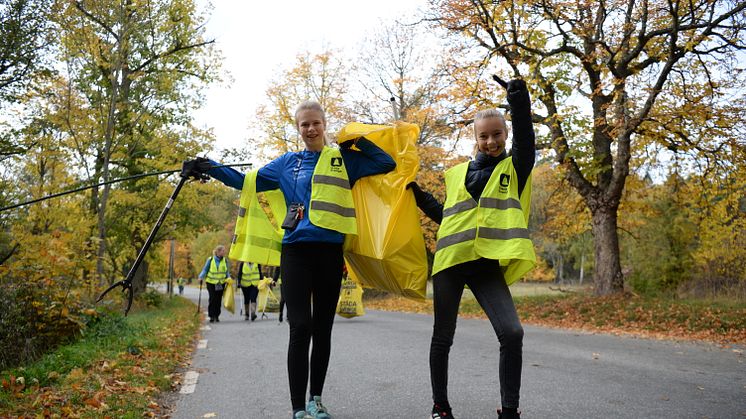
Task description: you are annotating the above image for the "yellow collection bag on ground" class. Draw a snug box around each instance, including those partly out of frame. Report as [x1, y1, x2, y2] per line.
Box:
[336, 274, 365, 318]
[222, 279, 235, 314]
[257, 278, 280, 312]
[338, 122, 428, 300]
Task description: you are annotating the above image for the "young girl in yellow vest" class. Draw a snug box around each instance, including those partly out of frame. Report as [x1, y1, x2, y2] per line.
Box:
[187, 101, 396, 419]
[198, 245, 231, 323]
[408, 77, 536, 419]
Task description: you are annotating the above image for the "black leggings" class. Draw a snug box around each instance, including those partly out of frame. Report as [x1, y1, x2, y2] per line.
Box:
[431, 258, 523, 409]
[240, 285, 258, 303]
[206, 282, 224, 320]
[278, 283, 286, 319]
[280, 242, 344, 410]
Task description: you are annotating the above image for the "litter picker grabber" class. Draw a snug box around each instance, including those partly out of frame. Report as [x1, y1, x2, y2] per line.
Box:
[0, 160, 252, 315]
[196, 279, 203, 315]
[97, 171, 202, 315]
[0, 162, 251, 213]
[239, 281, 245, 317]
[260, 286, 278, 320]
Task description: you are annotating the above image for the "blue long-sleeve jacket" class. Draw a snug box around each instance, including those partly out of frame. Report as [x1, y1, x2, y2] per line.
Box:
[207, 138, 396, 244]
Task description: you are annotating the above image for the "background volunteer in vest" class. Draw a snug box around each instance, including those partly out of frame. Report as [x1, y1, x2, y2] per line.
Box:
[408, 78, 536, 419]
[177, 277, 186, 295]
[185, 100, 395, 419]
[198, 245, 231, 323]
[237, 261, 263, 321]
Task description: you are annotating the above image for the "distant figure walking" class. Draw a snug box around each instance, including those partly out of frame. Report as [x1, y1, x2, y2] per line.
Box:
[198, 245, 231, 323]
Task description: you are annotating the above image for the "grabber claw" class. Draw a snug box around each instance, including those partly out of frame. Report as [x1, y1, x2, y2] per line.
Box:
[97, 279, 134, 315]
[97, 174, 190, 315]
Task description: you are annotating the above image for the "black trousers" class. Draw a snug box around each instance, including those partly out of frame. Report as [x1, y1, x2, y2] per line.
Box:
[431, 258, 523, 409]
[280, 242, 344, 411]
[240, 285, 258, 303]
[206, 282, 224, 320]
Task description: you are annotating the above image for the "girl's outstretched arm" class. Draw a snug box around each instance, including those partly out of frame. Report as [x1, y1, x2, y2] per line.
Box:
[408, 182, 444, 225]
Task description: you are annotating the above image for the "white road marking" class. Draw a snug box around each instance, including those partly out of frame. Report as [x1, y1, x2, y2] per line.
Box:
[179, 370, 199, 394]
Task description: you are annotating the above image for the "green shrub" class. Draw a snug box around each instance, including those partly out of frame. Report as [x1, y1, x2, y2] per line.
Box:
[139, 288, 163, 308]
[0, 282, 89, 371]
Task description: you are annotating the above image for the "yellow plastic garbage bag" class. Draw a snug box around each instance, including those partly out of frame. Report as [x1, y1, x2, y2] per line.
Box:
[336, 274, 365, 318]
[338, 122, 428, 300]
[222, 279, 235, 314]
[257, 278, 280, 313]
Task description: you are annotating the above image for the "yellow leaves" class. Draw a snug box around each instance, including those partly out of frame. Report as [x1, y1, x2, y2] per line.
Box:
[253, 48, 352, 158]
[66, 368, 85, 382]
[365, 295, 431, 315]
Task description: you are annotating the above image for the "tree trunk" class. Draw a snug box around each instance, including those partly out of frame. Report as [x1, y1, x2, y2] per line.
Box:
[590, 207, 624, 295]
[127, 259, 149, 297]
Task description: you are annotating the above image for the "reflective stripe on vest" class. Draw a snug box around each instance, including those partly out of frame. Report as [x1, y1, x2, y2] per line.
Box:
[205, 257, 228, 284]
[240, 263, 261, 287]
[228, 169, 285, 266]
[308, 146, 357, 234]
[431, 159, 536, 284]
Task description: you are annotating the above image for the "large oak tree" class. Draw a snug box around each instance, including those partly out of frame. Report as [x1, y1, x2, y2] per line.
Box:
[428, 0, 746, 294]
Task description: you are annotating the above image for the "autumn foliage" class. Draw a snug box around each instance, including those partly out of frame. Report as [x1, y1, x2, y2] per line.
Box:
[365, 291, 746, 345]
[0, 297, 200, 417]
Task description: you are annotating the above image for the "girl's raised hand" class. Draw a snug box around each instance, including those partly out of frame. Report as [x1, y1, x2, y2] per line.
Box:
[492, 75, 527, 94]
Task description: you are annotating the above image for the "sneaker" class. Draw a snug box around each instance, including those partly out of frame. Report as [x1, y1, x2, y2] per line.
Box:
[306, 396, 331, 418]
[432, 403, 454, 418]
[251, 313, 257, 321]
[293, 409, 311, 419]
[209, 318, 215, 323]
[497, 408, 521, 419]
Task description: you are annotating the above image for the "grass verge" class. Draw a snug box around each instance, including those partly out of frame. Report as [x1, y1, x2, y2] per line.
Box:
[365, 291, 746, 345]
[0, 296, 200, 418]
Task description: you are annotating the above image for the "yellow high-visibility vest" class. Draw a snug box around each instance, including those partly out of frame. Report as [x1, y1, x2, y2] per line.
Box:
[240, 263, 261, 287]
[205, 257, 228, 285]
[229, 170, 286, 266]
[431, 159, 536, 284]
[309, 146, 357, 235]
[230, 148, 357, 265]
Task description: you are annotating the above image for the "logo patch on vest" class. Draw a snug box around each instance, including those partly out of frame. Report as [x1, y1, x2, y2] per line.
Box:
[499, 174, 510, 193]
[330, 157, 343, 173]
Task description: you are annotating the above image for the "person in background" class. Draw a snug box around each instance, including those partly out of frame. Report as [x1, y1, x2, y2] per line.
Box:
[408, 77, 536, 419]
[177, 277, 186, 295]
[198, 245, 231, 323]
[237, 261, 263, 321]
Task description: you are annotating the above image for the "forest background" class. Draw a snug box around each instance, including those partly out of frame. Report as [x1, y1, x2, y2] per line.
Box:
[1, 0, 745, 371]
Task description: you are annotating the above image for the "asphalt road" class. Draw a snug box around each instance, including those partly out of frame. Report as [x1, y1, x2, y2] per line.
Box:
[169, 285, 745, 418]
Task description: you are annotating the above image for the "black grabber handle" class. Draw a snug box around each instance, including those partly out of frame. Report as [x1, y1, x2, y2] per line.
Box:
[97, 172, 208, 315]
